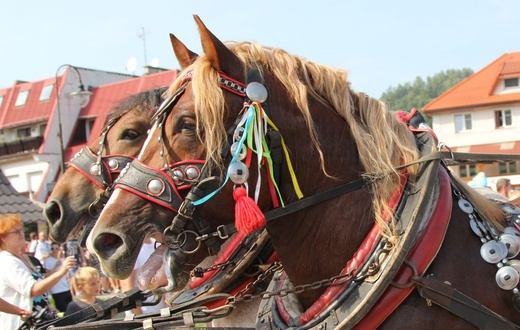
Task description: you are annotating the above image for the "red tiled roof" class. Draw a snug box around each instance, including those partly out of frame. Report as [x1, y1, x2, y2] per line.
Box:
[423, 52, 520, 114]
[0, 77, 58, 129]
[64, 70, 179, 161]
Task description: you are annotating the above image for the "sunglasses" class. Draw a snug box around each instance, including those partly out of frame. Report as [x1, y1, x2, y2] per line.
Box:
[51, 247, 60, 251]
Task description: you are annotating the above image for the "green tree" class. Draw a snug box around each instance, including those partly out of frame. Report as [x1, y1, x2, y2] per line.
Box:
[381, 68, 474, 113]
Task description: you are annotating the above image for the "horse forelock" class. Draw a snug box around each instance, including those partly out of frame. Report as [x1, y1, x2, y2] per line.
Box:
[105, 87, 167, 130]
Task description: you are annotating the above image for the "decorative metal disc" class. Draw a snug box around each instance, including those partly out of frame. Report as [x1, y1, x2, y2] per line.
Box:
[246, 82, 268, 103]
[500, 233, 520, 258]
[504, 227, 520, 237]
[230, 142, 247, 160]
[147, 178, 165, 196]
[481, 240, 508, 263]
[458, 198, 474, 214]
[228, 161, 249, 184]
[185, 166, 200, 180]
[108, 159, 119, 170]
[173, 168, 184, 180]
[90, 164, 101, 176]
[503, 205, 520, 215]
[469, 219, 484, 238]
[233, 127, 245, 142]
[509, 260, 520, 274]
[496, 266, 520, 290]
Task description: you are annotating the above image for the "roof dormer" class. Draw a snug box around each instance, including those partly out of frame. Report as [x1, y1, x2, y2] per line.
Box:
[496, 61, 520, 95]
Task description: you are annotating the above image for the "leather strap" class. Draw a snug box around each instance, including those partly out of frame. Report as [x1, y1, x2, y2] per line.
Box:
[36, 288, 148, 328]
[413, 275, 520, 330]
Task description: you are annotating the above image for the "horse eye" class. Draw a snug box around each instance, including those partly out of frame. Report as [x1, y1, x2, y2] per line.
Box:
[181, 121, 196, 131]
[121, 129, 140, 140]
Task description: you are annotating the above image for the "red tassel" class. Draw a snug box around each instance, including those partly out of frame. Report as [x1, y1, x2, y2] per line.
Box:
[233, 186, 266, 235]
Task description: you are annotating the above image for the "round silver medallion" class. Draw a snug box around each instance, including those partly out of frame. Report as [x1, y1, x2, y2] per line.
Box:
[481, 240, 509, 263]
[233, 127, 245, 142]
[173, 168, 184, 180]
[246, 82, 268, 103]
[458, 198, 474, 214]
[228, 161, 249, 184]
[496, 266, 520, 290]
[469, 219, 483, 238]
[185, 166, 200, 180]
[508, 260, 520, 274]
[500, 233, 520, 258]
[504, 226, 520, 237]
[90, 164, 101, 176]
[230, 142, 247, 160]
[147, 179, 164, 196]
[108, 159, 119, 170]
[503, 205, 520, 215]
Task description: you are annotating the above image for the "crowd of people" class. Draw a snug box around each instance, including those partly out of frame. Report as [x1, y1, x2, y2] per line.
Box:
[0, 213, 167, 328]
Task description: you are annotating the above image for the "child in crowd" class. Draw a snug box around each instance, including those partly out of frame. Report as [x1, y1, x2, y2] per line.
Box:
[64, 267, 102, 316]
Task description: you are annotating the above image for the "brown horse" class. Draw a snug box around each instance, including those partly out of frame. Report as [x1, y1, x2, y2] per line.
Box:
[44, 87, 166, 244]
[89, 16, 520, 328]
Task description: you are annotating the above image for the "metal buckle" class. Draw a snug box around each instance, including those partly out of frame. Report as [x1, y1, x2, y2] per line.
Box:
[216, 225, 229, 240]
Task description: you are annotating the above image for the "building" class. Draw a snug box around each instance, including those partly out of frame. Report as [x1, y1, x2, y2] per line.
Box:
[423, 52, 520, 189]
[0, 66, 178, 204]
[0, 168, 44, 234]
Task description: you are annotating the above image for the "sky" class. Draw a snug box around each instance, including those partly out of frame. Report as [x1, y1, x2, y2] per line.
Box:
[1, 0, 518, 98]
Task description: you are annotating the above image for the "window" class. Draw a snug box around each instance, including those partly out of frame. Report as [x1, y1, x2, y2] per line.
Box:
[454, 114, 472, 133]
[39, 84, 53, 101]
[17, 127, 31, 138]
[499, 161, 518, 175]
[71, 118, 95, 145]
[459, 164, 477, 178]
[84, 118, 95, 141]
[495, 109, 512, 128]
[39, 124, 47, 136]
[505, 78, 519, 88]
[0, 95, 4, 108]
[15, 90, 30, 107]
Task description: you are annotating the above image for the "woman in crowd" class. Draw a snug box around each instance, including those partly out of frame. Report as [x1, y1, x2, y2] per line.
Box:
[0, 214, 76, 329]
[43, 243, 73, 312]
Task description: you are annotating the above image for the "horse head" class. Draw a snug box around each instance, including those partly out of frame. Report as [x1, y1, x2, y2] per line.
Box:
[88, 15, 419, 305]
[44, 88, 166, 244]
[86, 32, 209, 288]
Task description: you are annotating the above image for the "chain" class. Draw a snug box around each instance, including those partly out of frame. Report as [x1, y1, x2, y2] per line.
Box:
[190, 260, 236, 278]
[225, 262, 357, 306]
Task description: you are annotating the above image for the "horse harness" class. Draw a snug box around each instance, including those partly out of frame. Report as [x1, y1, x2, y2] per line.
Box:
[67, 112, 145, 246]
[249, 115, 520, 328]
[111, 67, 520, 329]
[57, 65, 520, 329]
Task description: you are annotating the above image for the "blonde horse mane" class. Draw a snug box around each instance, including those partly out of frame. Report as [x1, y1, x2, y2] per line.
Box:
[166, 41, 504, 238]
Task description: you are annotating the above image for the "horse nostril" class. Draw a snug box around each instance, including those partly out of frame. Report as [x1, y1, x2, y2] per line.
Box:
[93, 233, 124, 260]
[44, 200, 62, 225]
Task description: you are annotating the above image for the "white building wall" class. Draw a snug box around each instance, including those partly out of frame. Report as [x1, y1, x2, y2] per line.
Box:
[432, 103, 520, 148]
[1, 159, 48, 195]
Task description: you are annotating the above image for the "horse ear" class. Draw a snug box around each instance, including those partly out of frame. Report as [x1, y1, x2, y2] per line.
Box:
[193, 15, 244, 79]
[169, 33, 198, 70]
